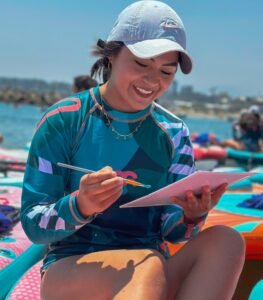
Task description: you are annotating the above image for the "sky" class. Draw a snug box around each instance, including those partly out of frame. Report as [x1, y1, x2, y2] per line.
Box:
[1, 0, 263, 97]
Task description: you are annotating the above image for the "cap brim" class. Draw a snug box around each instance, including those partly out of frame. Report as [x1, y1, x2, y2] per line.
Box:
[125, 39, 193, 74]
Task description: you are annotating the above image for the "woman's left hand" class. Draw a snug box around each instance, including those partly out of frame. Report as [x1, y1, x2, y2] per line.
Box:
[171, 183, 228, 223]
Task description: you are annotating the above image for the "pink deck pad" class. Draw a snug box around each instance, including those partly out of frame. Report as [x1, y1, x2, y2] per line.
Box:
[0, 184, 32, 271]
[0, 173, 39, 297]
[0, 153, 21, 163]
[0, 223, 32, 271]
[0, 186, 22, 207]
[0, 153, 25, 171]
[9, 261, 42, 300]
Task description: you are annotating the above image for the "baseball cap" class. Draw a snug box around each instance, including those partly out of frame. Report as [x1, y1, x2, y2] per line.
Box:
[248, 105, 261, 116]
[106, 0, 193, 74]
[239, 108, 248, 116]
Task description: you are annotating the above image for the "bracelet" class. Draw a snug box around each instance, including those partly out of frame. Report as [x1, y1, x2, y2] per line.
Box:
[69, 193, 100, 224]
[84, 212, 101, 223]
[183, 215, 199, 225]
[183, 213, 207, 226]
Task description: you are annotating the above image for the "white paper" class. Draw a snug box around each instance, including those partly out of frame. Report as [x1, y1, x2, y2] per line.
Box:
[120, 171, 253, 208]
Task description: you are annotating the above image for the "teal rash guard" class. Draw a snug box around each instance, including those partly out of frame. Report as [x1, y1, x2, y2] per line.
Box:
[21, 86, 206, 271]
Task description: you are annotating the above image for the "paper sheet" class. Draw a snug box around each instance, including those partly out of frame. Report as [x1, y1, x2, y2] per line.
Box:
[120, 171, 253, 208]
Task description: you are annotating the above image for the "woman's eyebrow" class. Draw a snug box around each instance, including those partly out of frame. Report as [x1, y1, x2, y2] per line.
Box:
[162, 62, 178, 67]
[149, 58, 178, 67]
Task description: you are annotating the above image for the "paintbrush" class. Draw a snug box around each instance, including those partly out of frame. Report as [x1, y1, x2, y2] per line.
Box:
[57, 162, 151, 189]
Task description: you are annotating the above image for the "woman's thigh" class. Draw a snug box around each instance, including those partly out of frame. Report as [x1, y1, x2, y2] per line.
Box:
[165, 226, 245, 300]
[41, 248, 168, 300]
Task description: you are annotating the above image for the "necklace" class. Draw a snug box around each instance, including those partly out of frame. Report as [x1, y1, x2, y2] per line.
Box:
[89, 88, 149, 140]
[100, 104, 146, 140]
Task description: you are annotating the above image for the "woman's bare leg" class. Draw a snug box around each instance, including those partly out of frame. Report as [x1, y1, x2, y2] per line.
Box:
[220, 139, 244, 150]
[41, 249, 168, 300]
[166, 225, 245, 300]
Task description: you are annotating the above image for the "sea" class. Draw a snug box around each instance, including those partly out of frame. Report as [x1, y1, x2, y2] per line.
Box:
[0, 102, 232, 149]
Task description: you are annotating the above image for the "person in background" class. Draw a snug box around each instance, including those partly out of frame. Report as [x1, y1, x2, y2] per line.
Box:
[72, 75, 98, 93]
[248, 105, 261, 120]
[21, 1, 245, 299]
[232, 109, 248, 141]
[220, 108, 263, 152]
[234, 110, 263, 152]
[248, 105, 263, 135]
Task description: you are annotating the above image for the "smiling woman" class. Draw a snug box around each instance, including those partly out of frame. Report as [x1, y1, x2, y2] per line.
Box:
[99, 49, 178, 112]
[20, 1, 245, 300]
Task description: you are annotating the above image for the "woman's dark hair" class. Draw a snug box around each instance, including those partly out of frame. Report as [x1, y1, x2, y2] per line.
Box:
[73, 75, 98, 92]
[90, 39, 124, 83]
[239, 112, 260, 132]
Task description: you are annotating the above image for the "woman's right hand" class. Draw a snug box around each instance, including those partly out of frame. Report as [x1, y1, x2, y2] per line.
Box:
[76, 166, 124, 218]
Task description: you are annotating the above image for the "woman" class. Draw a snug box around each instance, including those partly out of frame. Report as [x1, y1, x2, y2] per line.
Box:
[21, 1, 245, 299]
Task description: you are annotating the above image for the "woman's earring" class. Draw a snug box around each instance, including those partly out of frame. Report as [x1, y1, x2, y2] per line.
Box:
[107, 60, 111, 70]
[107, 58, 112, 70]
[103, 57, 111, 70]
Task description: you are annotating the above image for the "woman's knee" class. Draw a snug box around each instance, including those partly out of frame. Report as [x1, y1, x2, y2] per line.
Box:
[135, 249, 168, 283]
[112, 250, 168, 299]
[134, 250, 167, 288]
[201, 225, 246, 258]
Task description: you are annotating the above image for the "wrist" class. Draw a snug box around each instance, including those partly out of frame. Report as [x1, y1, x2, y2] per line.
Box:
[75, 192, 94, 218]
[73, 193, 100, 223]
[183, 214, 199, 225]
[183, 212, 207, 225]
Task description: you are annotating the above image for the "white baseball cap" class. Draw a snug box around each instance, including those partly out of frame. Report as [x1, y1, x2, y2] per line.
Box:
[248, 105, 261, 116]
[107, 0, 193, 74]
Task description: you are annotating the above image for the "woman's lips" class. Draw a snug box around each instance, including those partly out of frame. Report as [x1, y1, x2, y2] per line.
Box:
[133, 85, 154, 98]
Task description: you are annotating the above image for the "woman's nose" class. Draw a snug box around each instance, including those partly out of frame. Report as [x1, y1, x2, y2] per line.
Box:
[142, 72, 159, 87]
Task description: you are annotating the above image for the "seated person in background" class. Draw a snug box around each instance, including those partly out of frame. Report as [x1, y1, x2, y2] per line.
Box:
[232, 109, 248, 140]
[221, 111, 263, 152]
[191, 106, 263, 152]
[72, 75, 98, 93]
[248, 105, 261, 120]
[247, 104, 263, 133]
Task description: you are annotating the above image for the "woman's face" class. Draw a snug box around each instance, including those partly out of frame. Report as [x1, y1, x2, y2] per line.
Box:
[104, 47, 178, 112]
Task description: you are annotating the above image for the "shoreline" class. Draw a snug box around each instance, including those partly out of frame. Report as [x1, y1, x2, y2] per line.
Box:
[169, 108, 237, 121]
[0, 100, 237, 121]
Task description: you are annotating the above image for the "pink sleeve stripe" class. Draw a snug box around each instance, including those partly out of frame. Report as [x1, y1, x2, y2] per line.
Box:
[36, 98, 81, 130]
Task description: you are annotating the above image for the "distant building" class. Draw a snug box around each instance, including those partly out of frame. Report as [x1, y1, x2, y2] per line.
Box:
[180, 85, 194, 96]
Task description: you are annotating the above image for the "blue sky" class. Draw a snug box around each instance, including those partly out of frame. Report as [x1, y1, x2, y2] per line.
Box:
[1, 0, 262, 97]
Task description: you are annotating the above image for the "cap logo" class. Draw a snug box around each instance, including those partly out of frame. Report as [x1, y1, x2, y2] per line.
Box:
[160, 18, 179, 31]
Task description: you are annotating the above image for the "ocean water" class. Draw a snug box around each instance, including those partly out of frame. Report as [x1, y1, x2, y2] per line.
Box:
[0, 102, 232, 149]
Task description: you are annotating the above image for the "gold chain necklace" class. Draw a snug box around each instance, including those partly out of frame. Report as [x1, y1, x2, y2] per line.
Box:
[101, 104, 146, 140]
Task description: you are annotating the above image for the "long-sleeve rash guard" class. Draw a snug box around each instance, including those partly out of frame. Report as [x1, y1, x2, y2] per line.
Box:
[21, 86, 206, 271]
